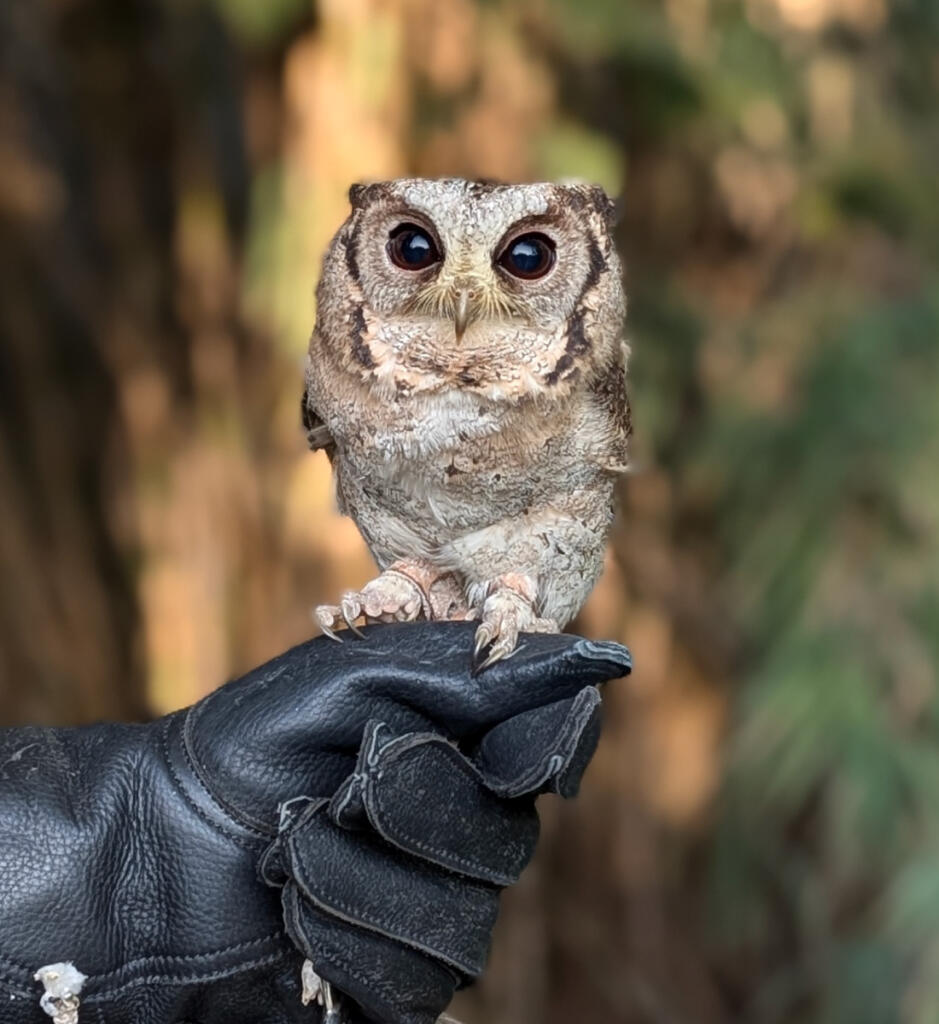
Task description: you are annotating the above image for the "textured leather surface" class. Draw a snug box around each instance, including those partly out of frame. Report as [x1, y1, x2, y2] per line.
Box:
[0, 621, 630, 1024]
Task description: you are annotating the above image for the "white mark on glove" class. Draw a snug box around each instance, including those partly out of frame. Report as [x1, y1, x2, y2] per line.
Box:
[34, 963, 86, 1024]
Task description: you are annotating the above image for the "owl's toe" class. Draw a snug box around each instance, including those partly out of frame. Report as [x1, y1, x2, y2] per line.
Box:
[313, 567, 439, 640]
[313, 604, 345, 642]
[360, 569, 427, 622]
[471, 584, 559, 673]
[339, 594, 367, 638]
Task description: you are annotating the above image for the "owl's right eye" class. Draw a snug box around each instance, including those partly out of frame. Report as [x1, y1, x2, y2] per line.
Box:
[387, 223, 441, 270]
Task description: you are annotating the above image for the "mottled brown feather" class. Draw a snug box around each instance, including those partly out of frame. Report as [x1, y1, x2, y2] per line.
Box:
[304, 178, 629, 629]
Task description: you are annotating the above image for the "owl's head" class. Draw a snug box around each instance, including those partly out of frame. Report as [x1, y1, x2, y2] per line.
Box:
[315, 178, 624, 399]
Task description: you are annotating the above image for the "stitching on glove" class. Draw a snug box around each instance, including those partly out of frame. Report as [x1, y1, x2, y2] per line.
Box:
[1, 945, 295, 1005]
[83, 934, 288, 985]
[82, 950, 292, 1002]
[329, 772, 365, 821]
[289, 822, 491, 976]
[160, 719, 269, 850]
[296, 942, 427, 1022]
[285, 892, 461, 1019]
[302, 949, 447, 1023]
[367, 743, 521, 883]
[481, 688, 600, 797]
[180, 709, 277, 838]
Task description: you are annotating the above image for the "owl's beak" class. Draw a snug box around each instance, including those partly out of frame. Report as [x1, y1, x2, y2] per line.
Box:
[452, 289, 472, 342]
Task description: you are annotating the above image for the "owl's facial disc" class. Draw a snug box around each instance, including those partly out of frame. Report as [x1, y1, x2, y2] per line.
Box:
[344, 179, 619, 370]
[399, 226, 560, 342]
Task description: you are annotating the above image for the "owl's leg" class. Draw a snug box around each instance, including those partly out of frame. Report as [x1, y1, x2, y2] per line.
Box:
[470, 573, 559, 672]
[314, 559, 470, 640]
[446, 490, 614, 669]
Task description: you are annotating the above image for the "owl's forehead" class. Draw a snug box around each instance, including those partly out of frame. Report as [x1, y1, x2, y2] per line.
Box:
[391, 179, 554, 241]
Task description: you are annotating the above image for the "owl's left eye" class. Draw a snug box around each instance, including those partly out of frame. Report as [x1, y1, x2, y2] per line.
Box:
[387, 223, 441, 270]
[498, 233, 556, 280]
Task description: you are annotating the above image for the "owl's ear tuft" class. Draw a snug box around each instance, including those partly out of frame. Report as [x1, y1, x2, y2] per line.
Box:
[589, 186, 620, 229]
[348, 182, 379, 210]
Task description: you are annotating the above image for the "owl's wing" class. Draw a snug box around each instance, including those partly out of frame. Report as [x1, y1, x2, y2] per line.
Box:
[592, 345, 631, 473]
[302, 389, 336, 456]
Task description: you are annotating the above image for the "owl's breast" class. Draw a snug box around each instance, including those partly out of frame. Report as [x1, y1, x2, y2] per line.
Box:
[333, 389, 604, 559]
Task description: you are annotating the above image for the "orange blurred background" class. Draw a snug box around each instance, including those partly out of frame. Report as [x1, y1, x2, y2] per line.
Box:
[1, 0, 937, 1020]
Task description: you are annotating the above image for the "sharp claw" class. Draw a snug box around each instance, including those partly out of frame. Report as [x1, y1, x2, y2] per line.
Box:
[313, 607, 343, 642]
[472, 641, 509, 675]
[479, 634, 516, 671]
[472, 625, 499, 675]
[340, 596, 366, 639]
[477, 650, 501, 672]
[471, 651, 490, 676]
[474, 625, 493, 657]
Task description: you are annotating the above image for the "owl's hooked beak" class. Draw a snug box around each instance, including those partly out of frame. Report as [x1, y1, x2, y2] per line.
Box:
[452, 289, 473, 342]
[432, 278, 522, 340]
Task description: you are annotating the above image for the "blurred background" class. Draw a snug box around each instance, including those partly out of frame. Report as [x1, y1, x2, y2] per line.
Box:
[1, 0, 937, 1020]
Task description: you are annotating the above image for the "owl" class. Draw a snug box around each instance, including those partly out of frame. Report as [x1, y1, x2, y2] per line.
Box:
[304, 178, 630, 669]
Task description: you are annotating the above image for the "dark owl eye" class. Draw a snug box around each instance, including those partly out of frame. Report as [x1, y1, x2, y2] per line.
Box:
[387, 223, 441, 270]
[498, 233, 556, 280]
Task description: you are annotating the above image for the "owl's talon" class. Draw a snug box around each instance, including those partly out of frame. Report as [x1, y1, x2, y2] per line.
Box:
[314, 605, 344, 642]
[471, 581, 559, 672]
[474, 625, 493, 658]
[472, 628, 518, 673]
[315, 562, 469, 640]
[475, 640, 520, 673]
[340, 595, 366, 638]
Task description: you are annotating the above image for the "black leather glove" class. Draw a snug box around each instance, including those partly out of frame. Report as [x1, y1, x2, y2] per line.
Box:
[0, 622, 630, 1024]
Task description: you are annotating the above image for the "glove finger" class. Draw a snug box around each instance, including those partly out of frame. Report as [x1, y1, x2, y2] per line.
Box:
[281, 800, 499, 978]
[472, 686, 603, 799]
[345, 621, 631, 735]
[185, 623, 629, 835]
[282, 883, 460, 1024]
[329, 721, 539, 885]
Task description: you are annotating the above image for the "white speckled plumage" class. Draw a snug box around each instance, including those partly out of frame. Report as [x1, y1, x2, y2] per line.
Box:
[304, 178, 630, 665]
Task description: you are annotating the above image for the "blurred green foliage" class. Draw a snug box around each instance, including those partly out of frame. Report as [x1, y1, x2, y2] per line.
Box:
[540, 1, 939, 1018]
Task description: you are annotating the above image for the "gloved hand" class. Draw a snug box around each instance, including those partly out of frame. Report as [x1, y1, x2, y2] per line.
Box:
[0, 622, 630, 1024]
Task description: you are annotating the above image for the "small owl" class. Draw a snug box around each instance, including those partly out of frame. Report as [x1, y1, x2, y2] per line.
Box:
[304, 178, 629, 668]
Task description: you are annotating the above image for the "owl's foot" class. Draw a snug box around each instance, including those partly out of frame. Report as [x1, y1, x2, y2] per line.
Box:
[471, 574, 558, 672]
[314, 561, 470, 640]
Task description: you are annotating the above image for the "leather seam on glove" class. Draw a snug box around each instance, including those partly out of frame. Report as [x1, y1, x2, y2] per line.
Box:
[295, 943, 456, 1024]
[160, 719, 271, 849]
[284, 889, 462, 1022]
[502, 696, 593, 797]
[367, 745, 523, 883]
[181, 709, 279, 838]
[78, 933, 290, 986]
[81, 949, 294, 1002]
[301, 949, 458, 1024]
[289, 828, 492, 977]
[0, 941, 295, 1005]
[476, 687, 602, 799]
